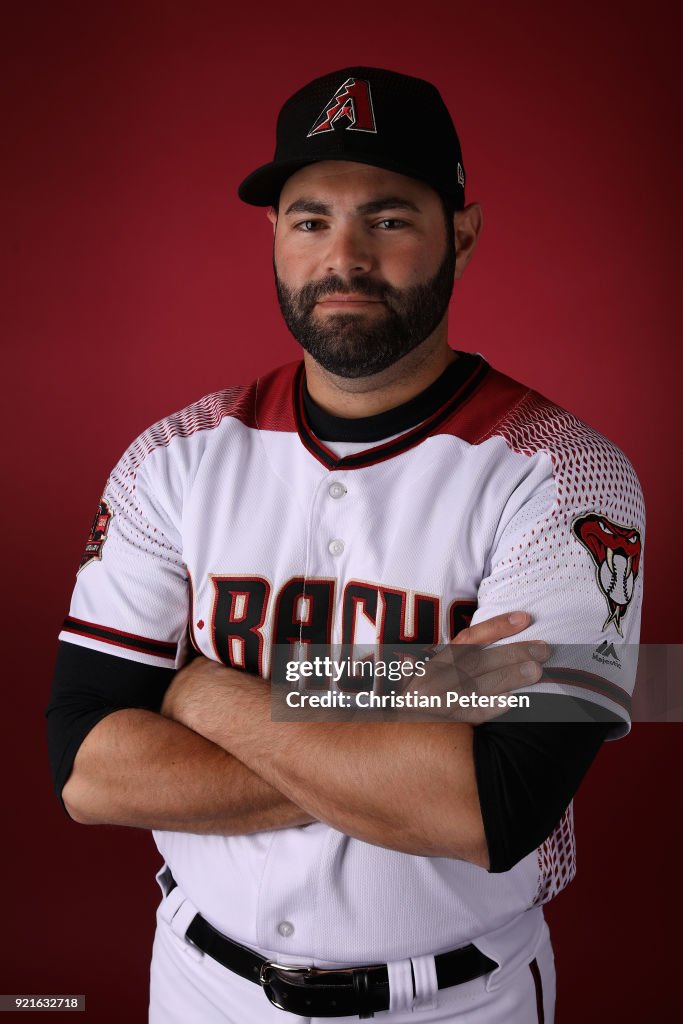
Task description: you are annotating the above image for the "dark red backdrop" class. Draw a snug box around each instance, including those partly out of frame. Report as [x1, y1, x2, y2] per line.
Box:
[3, 2, 681, 1020]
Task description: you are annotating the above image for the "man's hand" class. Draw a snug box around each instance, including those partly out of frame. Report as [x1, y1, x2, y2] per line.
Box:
[406, 617, 550, 724]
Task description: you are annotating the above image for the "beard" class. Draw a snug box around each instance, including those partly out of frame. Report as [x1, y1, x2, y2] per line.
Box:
[274, 236, 456, 379]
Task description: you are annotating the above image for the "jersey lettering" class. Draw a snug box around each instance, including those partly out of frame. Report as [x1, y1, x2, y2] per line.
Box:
[209, 575, 476, 680]
[339, 583, 380, 692]
[271, 578, 335, 687]
[379, 587, 440, 651]
[448, 599, 477, 639]
[211, 576, 270, 675]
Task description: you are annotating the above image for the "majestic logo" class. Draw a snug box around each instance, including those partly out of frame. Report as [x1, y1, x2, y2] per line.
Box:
[572, 512, 642, 636]
[78, 498, 113, 573]
[592, 640, 621, 669]
[308, 77, 377, 137]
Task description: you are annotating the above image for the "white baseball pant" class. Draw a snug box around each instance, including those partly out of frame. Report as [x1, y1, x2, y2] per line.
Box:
[149, 880, 555, 1023]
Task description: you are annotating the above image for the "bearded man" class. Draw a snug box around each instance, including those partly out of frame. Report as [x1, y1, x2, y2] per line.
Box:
[47, 67, 644, 1023]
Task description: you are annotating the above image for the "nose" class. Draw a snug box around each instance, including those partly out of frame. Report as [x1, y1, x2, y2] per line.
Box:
[322, 223, 374, 277]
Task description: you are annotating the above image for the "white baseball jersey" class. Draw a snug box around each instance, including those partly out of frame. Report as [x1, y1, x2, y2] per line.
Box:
[60, 353, 644, 968]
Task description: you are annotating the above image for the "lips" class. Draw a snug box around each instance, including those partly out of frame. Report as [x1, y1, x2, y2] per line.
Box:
[317, 295, 383, 304]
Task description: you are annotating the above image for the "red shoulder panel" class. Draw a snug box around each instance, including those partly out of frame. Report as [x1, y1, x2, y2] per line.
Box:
[436, 367, 530, 444]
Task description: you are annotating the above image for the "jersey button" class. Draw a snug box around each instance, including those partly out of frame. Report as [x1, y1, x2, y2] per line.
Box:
[328, 539, 345, 556]
[328, 482, 347, 499]
[277, 921, 295, 938]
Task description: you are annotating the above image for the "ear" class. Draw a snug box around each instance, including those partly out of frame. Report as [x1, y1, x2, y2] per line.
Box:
[267, 206, 278, 235]
[453, 202, 483, 279]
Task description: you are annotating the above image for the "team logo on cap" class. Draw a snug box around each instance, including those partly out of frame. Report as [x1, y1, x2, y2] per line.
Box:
[78, 498, 113, 573]
[308, 77, 377, 137]
[571, 512, 642, 635]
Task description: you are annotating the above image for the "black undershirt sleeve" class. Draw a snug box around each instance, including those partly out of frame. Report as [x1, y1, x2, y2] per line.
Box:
[473, 694, 619, 873]
[45, 641, 175, 806]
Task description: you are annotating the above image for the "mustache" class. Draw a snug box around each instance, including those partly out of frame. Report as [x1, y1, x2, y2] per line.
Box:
[284, 275, 397, 308]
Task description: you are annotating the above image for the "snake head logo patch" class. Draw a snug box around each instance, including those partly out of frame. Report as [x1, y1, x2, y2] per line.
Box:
[78, 498, 113, 573]
[572, 512, 642, 635]
[307, 77, 377, 137]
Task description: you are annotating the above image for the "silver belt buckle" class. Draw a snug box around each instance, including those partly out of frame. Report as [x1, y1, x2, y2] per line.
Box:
[259, 961, 358, 1011]
[259, 961, 313, 1010]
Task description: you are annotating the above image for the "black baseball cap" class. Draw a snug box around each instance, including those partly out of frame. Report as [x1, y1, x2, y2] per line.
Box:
[238, 66, 466, 209]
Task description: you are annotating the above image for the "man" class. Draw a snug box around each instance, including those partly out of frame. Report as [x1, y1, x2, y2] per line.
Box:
[47, 67, 644, 1022]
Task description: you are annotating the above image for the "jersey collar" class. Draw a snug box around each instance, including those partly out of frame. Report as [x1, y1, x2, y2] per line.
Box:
[294, 352, 489, 469]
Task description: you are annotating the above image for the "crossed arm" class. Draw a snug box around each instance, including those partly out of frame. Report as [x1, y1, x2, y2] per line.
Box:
[62, 706, 315, 834]
[61, 613, 539, 867]
[161, 660, 486, 862]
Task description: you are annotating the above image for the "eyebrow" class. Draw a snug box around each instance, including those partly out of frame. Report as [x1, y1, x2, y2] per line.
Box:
[283, 196, 422, 216]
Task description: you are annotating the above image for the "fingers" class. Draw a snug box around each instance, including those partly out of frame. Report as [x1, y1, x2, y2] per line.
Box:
[460, 645, 549, 695]
[448, 639, 550, 681]
[423, 643, 547, 703]
[451, 611, 531, 648]
[418, 613, 552, 723]
[431, 611, 546, 673]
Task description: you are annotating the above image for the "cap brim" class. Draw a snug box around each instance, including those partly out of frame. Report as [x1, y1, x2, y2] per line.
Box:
[238, 155, 464, 208]
[238, 159, 318, 207]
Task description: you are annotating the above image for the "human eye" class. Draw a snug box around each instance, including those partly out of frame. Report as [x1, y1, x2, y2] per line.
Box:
[294, 219, 325, 232]
[373, 218, 407, 231]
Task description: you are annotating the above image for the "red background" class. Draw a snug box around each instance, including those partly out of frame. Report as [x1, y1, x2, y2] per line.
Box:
[3, 1, 682, 1020]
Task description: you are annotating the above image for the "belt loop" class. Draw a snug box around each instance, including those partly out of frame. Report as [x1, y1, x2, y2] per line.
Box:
[156, 864, 176, 898]
[170, 898, 202, 948]
[158, 885, 187, 927]
[410, 954, 439, 1010]
[159, 877, 204, 963]
[386, 959, 414, 1013]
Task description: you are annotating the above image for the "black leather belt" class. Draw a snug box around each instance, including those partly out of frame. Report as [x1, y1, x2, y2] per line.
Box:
[160, 867, 497, 1019]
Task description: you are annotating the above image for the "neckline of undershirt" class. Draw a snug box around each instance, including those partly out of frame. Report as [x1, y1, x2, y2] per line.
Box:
[302, 352, 477, 443]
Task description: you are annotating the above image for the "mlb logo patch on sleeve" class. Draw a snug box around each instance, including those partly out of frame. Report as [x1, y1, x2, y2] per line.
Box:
[78, 498, 113, 572]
